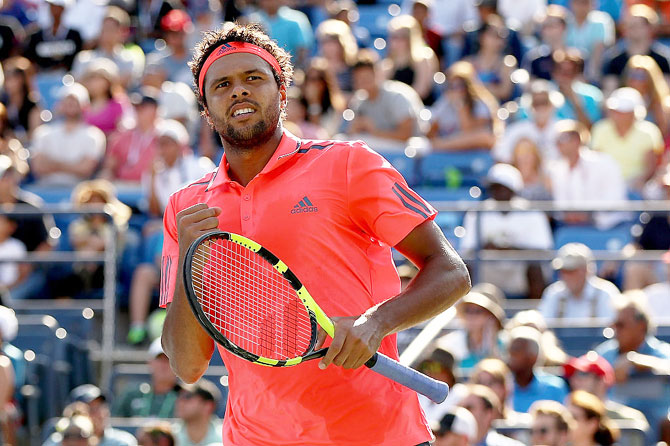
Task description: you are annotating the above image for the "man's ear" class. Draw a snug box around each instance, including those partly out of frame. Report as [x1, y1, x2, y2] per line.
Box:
[279, 86, 287, 108]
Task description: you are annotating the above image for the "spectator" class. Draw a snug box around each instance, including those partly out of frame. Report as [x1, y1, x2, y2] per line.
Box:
[300, 57, 346, 137]
[547, 119, 628, 229]
[145, 10, 194, 86]
[471, 358, 529, 425]
[528, 400, 575, 446]
[565, 0, 615, 82]
[507, 326, 568, 413]
[463, 14, 516, 102]
[433, 407, 478, 446]
[285, 87, 329, 140]
[1, 56, 42, 145]
[435, 291, 506, 370]
[382, 15, 439, 106]
[157, 81, 199, 140]
[0, 155, 55, 301]
[30, 83, 106, 187]
[550, 49, 603, 128]
[0, 342, 14, 446]
[81, 58, 128, 136]
[428, 61, 501, 151]
[414, 345, 467, 423]
[71, 6, 143, 88]
[113, 338, 180, 417]
[44, 384, 137, 446]
[53, 415, 98, 446]
[245, 0, 314, 69]
[539, 243, 619, 320]
[136, 423, 175, 446]
[459, 384, 524, 446]
[172, 380, 223, 446]
[602, 4, 670, 96]
[591, 87, 664, 193]
[0, 306, 24, 397]
[460, 163, 554, 299]
[315, 19, 358, 94]
[326, 0, 370, 49]
[492, 80, 562, 163]
[0, 12, 23, 61]
[0, 189, 25, 289]
[565, 390, 619, 446]
[461, 0, 525, 63]
[23, 0, 83, 72]
[99, 90, 159, 184]
[595, 292, 670, 434]
[522, 5, 568, 81]
[563, 351, 649, 444]
[410, 0, 445, 66]
[142, 119, 214, 216]
[624, 55, 670, 137]
[511, 138, 552, 201]
[347, 49, 425, 150]
[505, 310, 568, 366]
[49, 180, 130, 299]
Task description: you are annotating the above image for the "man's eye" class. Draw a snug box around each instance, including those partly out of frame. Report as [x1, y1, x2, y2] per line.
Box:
[248, 76, 260, 80]
[216, 81, 228, 88]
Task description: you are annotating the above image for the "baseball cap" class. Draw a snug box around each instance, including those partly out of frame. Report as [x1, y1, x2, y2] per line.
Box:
[606, 87, 646, 119]
[457, 291, 506, 328]
[161, 9, 192, 33]
[179, 379, 222, 404]
[130, 89, 159, 107]
[70, 384, 107, 404]
[485, 163, 523, 194]
[156, 119, 189, 146]
[148, 337, 166, 358]
[564, 351, 615, 386]
[59, 82, 90, 108]
[552, 243, 594, 271]
[436, 407, 478, 442]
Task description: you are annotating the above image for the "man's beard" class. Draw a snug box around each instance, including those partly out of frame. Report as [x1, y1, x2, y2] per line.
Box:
[214, 104, 281, 151]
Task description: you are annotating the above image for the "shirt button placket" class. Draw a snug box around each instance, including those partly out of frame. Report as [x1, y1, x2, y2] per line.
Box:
[241, 192, 252, 228]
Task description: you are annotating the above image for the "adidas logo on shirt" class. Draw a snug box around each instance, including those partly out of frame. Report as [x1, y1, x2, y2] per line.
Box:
[291, 196, 318, 214]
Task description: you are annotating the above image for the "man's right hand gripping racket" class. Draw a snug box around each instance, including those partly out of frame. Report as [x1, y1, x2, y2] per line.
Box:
[182, 231, 449, 403]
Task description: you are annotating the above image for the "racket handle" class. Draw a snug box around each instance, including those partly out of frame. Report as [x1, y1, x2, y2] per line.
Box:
[366, 353, 449, 403]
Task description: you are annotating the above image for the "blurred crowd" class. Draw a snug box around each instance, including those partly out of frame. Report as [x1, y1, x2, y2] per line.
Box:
[0, 0, 670, 444]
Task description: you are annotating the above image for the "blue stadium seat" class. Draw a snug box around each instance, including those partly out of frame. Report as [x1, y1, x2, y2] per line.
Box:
[16, 308, 94, 342]
[378, 151, 420, 187]
[552, 326, 606, 357]
[553, 224, 632, 251]
[356, 4, 394, 39]
[418, 150, 494, 188]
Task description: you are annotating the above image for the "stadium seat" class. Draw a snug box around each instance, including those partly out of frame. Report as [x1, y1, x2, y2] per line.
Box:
[551, 326, 607, 357]
[378, 150, 420, 187]
[418, 150, 494, 188]
[356, 4, 394, 39]
[15, 307, 95, 342]
[553, 224, 633, 252]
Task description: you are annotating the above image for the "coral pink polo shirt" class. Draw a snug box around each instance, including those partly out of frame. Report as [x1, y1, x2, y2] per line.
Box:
[160, 130, 437, 445]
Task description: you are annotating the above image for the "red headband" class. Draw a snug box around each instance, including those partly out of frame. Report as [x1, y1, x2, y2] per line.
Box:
[198, 42, 282, 96]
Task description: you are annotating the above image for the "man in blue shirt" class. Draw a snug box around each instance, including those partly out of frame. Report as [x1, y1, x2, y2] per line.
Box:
[507, 326, 568, 413]
[596, 291, 670, 441]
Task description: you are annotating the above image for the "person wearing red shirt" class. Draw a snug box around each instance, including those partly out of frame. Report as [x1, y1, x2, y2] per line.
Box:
[160, 23, 470, 446]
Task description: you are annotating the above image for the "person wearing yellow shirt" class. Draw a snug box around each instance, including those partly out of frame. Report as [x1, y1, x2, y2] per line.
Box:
[591, 87, 664, 193]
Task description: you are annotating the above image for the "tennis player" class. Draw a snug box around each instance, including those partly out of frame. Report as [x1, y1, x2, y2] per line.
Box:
[160, 23, 470, 446]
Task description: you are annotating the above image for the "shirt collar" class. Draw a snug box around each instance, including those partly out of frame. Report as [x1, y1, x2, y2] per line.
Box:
[208, 128, 301, 190]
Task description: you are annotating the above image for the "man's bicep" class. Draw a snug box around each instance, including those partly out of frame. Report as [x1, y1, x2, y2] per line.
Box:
[394, 219, 455, 269]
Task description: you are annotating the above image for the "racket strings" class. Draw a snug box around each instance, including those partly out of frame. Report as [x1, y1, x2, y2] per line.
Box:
[190, 238, 314, 360]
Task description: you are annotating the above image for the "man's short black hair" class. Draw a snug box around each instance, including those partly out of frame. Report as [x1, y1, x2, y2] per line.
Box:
[189, 22, 294, 109]
[352, 49, 378, 72]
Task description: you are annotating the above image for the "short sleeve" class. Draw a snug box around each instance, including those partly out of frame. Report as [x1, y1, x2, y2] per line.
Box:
[346, 142, 436, 247]
[159, 196, 180, 308]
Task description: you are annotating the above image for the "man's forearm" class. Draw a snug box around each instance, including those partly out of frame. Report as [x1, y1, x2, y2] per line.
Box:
[163, 268, 215, 383]
[370, 245, 470, 336]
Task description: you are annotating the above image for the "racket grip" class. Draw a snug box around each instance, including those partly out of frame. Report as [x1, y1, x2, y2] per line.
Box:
[366, 353, 449, 403]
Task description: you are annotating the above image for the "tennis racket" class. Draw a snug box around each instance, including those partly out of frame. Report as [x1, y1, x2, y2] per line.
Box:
[183, 230, 449, 403]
